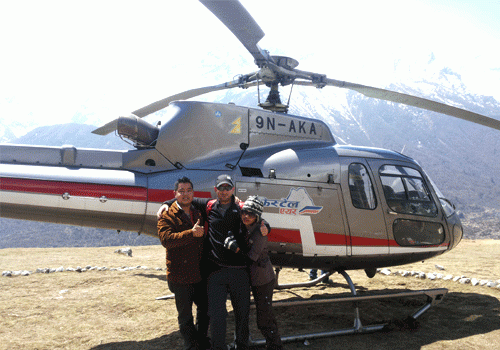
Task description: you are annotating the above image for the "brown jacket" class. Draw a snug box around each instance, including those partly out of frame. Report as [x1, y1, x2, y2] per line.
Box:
[245, 219, 275, 287]
[157, 201, 204, 284]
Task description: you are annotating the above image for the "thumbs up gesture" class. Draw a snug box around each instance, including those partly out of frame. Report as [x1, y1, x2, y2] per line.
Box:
[260, 221, 269, 236]
[192, 219, 204, 237]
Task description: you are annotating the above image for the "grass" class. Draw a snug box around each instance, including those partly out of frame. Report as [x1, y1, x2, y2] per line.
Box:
[1, 240, 499, 349]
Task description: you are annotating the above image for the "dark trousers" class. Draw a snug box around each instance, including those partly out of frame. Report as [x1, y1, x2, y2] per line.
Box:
[309, 269, 328, 279]
[252, 279, 283, 350]
[168, 280, 210, 350]
[207, 267, 250, 350]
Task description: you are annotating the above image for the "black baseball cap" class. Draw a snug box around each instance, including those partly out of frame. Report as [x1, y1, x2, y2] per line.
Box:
[215, 174, 234, 188]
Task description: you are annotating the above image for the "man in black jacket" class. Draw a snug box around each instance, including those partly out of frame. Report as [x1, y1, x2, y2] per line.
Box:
[202, 174, 251, 350]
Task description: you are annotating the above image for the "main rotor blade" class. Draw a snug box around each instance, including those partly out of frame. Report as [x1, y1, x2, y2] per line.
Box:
[199, 0, 270, 64]
[294, 80, 500, 131]
[133, 81, 245, 118]
[91, 119, 119, 136]
[91, 79, 258, 135]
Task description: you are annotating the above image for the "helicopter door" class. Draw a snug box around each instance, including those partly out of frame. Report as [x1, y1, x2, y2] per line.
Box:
[340, 159, 389, 255]
[366, 160, 447, 253]
[236, 179, 348, 257]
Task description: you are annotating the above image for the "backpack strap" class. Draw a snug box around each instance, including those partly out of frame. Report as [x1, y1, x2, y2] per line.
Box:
[206, 199, 217, 216]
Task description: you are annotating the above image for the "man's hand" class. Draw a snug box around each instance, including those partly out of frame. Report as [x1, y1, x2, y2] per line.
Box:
[192, 219, 204, 237]
[260, 221, 268, 236]
[224, 236, 240, 253]
[156, 204, 169, 219]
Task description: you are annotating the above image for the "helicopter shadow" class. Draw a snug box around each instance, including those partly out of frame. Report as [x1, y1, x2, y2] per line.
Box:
[271, 289, 500, 350]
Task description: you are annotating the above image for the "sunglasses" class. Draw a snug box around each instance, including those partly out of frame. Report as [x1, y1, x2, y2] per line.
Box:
[241, 210, 257, 217]
[217, 185, 233, 191]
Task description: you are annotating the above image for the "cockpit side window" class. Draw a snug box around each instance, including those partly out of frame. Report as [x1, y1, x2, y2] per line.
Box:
[379, 165, 438, 217]
[348, 163, 377, 210]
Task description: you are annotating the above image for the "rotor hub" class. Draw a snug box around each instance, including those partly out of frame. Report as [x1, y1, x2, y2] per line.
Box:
[271, 55, 299, 70]
[259, 84, 289, 113]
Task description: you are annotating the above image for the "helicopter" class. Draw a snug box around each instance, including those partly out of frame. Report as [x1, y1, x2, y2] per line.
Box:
[2, 0, 500, 342]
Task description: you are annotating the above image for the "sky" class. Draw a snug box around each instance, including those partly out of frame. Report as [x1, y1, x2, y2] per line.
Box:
[1, 0, 499, 135]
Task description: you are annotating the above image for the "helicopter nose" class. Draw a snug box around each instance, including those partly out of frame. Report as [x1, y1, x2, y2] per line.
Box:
[451, 223, 463, 249]
[446, 213, 463, 250]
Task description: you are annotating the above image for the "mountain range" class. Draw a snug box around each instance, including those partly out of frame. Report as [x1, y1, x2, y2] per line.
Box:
[1, 64, 499, 248]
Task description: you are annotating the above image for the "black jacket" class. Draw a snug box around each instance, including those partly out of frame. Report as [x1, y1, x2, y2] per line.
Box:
[198, 196, 248, 268]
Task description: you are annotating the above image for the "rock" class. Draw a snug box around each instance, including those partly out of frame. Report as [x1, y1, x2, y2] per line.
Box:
[435, 264, 445, 270]
[443, 275, 453, 281]
[427, 273, 437, 280]
[470, 278, 479, 286]
[55, 266, 64, 273]
[459, 278, 471, 284]
[379, 268, 391, 276]
[114, 247, 133, 257]
[2, 271, 12, 277]
[486, 281, 497, 288]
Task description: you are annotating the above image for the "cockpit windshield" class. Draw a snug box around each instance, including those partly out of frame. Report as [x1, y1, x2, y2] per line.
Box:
[426, 175, 456, 217]
[379, 165, 438, 217]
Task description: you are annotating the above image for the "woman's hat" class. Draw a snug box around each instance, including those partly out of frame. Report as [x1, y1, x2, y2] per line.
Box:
[242, 196, 264, 218]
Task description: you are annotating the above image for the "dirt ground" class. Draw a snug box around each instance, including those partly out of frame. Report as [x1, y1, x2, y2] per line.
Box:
[1, 240, 499, 350]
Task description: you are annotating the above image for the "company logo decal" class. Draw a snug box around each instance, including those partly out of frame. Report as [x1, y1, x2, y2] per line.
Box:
[230, 117, 241, 134]
[261, 187, 323, 215]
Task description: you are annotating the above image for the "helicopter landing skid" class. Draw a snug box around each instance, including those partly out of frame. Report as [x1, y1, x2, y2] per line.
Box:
[248, 270, 447, 346]
[274, 268, 335, 289]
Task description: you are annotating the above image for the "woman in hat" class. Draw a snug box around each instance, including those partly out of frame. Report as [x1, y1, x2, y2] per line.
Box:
[224, 196, 283, 350]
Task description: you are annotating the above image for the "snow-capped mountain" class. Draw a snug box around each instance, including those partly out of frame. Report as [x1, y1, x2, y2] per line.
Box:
[2, 62, 500, 241]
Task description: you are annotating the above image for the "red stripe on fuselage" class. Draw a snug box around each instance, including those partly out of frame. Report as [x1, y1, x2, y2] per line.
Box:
[268, 230, 347, 246]
[147, 188, 212, 203]
[1, 177, 214, 203]
[1, 177, 147, 201]
[268, 228, 302, 244]
[314, 232, 347, 246]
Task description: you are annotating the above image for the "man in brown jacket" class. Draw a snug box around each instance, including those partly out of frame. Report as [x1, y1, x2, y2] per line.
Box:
[157, 176, 209, 350]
